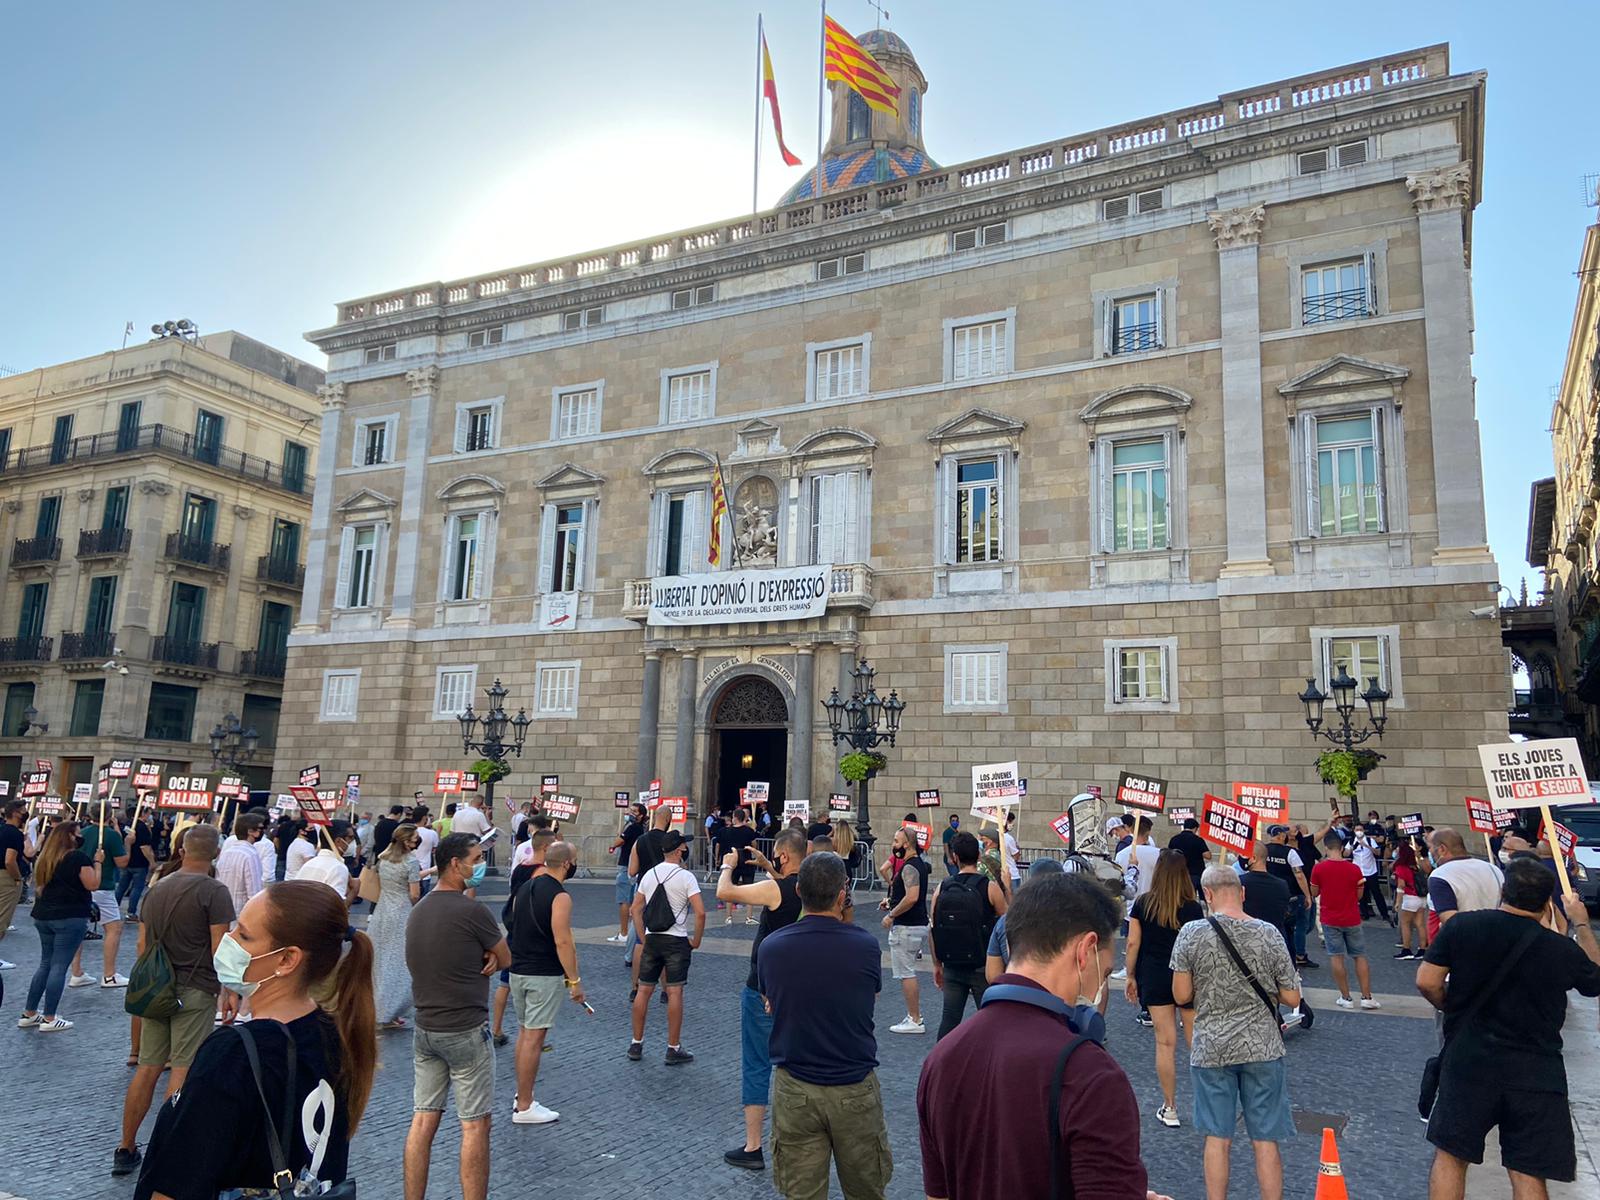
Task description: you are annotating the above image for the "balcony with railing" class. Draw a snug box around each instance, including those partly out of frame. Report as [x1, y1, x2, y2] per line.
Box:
[58, 630, 117, 662]
[621, 563, 875, 621]
[0, 423, 308, 495]
[151, 637, 219, 670]
[1302, 289, 1371, 325]
[79, 526, 132, 558]
[10, 535, 62, 566]
[238, 650, 287, 679]
[0, 636, 53, 663]
[257, 555, 306, 590]
[1111, 322, 1161, 354]
[165, 533, 231, 573]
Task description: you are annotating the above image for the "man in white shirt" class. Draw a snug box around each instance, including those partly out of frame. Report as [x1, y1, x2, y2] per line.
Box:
[413, 814, 440, 896]
[216, 814, 265, 914]
[284, 826, 318, 880]
[1112, 814, 1161, 981]
[295, 820, 357, 902]
[628, 831, 706, 1064]
[451, 797, 490, 840]
[1348, 827, 1391, 924]
[1002, 811, 1023, 889]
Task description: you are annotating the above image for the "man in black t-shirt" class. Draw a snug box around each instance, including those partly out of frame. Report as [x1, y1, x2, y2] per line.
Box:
[625, 807, 675, 994]
[0, 800, 26, 969]
[118, 808, 156, 920]
[720, 808, 759, 925]
[371, 805, 404, 857]
[608, 804, 647, 943]
[1419, 858, 1600, 1193]
[507, 841, 583, 1125]
[1166, 819, 1211, 890]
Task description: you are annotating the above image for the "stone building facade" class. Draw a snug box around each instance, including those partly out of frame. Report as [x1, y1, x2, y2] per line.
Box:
[0, 332, 321, 795]
[282, 38, 1505, 845]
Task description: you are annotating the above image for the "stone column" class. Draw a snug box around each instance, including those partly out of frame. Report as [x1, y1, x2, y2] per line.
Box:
[1407, 163, 1492, 563]
[123, 479, 172, 641]
[387, 366, 439, 630]
[1208, 204, 1273, 577]
[791, 645, 815, 806]
[672, 649, 699, 804]
[296, 383, 344, 633]
[636, 650, 663, 791]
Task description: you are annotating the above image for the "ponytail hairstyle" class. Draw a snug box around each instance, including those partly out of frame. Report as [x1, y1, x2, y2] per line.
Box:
[259, 880, 377, 1131]
[832, 820, 857, 863]
[34, 821, 83, 891]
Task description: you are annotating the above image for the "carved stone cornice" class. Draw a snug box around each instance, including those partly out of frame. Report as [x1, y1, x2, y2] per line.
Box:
[1405, 161, 1472, 214]
[2, 500, 20, 514]
[317, 381, 346, 411]
[77, 488, 95, 502]
[232, 504, 254, 520]
[406, 365, 438, 395]
[1207, 204, 1266, 251]
[138, 480, 171, 496]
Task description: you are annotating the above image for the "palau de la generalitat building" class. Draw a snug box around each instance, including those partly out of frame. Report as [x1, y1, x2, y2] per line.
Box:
[275, 33, 1508, 845]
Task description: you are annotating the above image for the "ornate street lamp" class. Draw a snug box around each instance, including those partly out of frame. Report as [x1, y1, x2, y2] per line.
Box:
[457, 678, 531, 833]
[208, 711, 261, 773]
[1299, 669, 1391, 820]
[822, 658, 906, 846]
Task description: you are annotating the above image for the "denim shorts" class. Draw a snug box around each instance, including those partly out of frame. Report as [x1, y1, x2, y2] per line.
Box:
[413, 1023, 495, 1120]
[509, 973, 564, 1031]
[740, 985, 774, 1106]
[615, 867, 636, 906]
[1324, 923, 1367, 958]
[639, 933, 691, 986]
[1191, 1058, 1295, 1142]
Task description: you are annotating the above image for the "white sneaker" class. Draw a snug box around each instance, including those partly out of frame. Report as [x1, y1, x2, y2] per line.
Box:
[1155, 1104, 1181, 1128]
[512, 1101, 560, 1125]
[889, 1016, 926, 1035]
[1334, 995, 1355, 1009]
[0, 959, 15, 970]
[17, 1013, 41, 1028]
[66, 973, 96, 988]
[1109, 968, 1127, 981]
[725, 911, 735, 925]
[1359, 997, 1381, 1010]
[605, 933, 626, 943]
[102, 973, 130, 989]
[37, 1017, 74, 1032]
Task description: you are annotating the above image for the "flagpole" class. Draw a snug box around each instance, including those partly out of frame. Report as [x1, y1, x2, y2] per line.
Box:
[752, 14, 764, 215]
[814, 0, 826, 203]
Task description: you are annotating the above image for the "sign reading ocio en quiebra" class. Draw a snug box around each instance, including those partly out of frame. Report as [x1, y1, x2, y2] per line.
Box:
[647, 565, 832, 627]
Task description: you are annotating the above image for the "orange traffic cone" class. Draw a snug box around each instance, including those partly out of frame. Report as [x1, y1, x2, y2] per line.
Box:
[1315, 1127, 1349, 1200]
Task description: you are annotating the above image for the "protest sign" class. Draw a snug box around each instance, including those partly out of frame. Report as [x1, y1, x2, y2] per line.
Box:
[0, 781, 8, 796]
[299, 764, 320, 788]
[972, 761, 1021, 805]
[459, 772, 478, 792]
[1115, 771, 1167, 813]
[642, 778, 661, 805]
[21, 771, 50, 797]
[1399, 812, 1424, 837]
[108, 758, 134, 779]
[1230, 782, 1289, 822]
[1200, 793, 1257, 858]
[1167, 806, 1196, 825]
[434, 769, 463, 793]
[745, 781, 770, 804]
[96, 769, 112, 800]
[902, 820, 932, 851]
[73, 782, 93, 805]
[345, 774, 361, 804]
[1493, 806, 1518, 831]
[1050, 812, 1073, 844]
[657, 795, 688, 824]
[783, 798, 809, 822]
[1464, 796, 1497, 835]
[158, 775, 214, 812]
[915, 788, 942, 808]
[1476, 738, 1588, 808]
[1543, 818, 1578, 858]
[541, 775, 560, 795]
[545, 794, 581, 821]
[828, 793, 853, 813]
[35, 795, 65, 816]
[291, 786, 331, 826]
[133, 762, 162, 790]
[35, 758, 51, 772]
[276, 793, 299, 813]
[615, 790, 631, 808]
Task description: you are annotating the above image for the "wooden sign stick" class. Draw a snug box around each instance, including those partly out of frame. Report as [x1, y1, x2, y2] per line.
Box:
[1538, 802, 1575, 898]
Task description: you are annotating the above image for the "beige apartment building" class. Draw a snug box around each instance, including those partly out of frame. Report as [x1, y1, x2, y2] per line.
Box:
[0, 332, 321, 796]
[280, 35, 1505, 844]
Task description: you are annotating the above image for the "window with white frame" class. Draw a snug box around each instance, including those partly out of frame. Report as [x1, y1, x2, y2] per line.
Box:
[321, 669, 360, 721]
[445, 514, 485, 601]
[954, 458, 1002, 564]
[1312, 626, 1403, 705]
[664, 371, 712, 424]
[814, 343, 865, 401]
[1111, 294, 1162, 354]
[354, 417, 393, 467]
[816, 252, 865, 281]
[670, 284, 715, 310]
[944, 644, 1007, 713]
[657, 490, 706, 576]
[555, 388, 600, 440]
[951, 320, 1008, 381]
[1301, 258, 1372, 324]
[435, 666, 477, 720]
[453, 401, 500, 453]
[467, 326, 505, 349]
[550, 504, 584, 592]
[535, 661, 580, 718]
[363, 343, 397, 365]
[1311, 412, 1384, 536]
[1108, 439, 1169, 552]
[951, 223, 1007, 252]
[337, 525, 379, 609]
[1103, 637, 1178, 710]
[808, 471, 862, 564]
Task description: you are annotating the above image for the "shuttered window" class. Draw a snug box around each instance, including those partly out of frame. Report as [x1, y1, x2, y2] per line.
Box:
[951, 321, 1007, 380]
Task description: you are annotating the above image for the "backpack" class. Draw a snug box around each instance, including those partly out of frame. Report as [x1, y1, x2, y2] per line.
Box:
[932, 873, 991, 969]
[125, 877, 206, 1020]
[643, 866, 688, 934]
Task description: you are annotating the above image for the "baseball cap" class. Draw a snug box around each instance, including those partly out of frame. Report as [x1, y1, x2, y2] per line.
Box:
[1266, 823, 1290, 837]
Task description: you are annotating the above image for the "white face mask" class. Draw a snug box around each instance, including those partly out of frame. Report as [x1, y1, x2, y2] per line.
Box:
[1075, 938, 1105, 1008]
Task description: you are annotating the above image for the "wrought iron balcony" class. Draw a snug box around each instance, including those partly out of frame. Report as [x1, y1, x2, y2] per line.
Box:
[151, 637, 219, 669]
[238, 650, 287, 679]
[1111, 322, 1161, 354]
[257, 555, 306, 589]
[0, 636, 53, 663]
[11, 535, 61, 565]
[1302, 288, 1371, 324]
[0, 422, 308, 495]
[165, 533, 231, 573]
[79, 526, 131, 557]
[58, 630, 116, 661]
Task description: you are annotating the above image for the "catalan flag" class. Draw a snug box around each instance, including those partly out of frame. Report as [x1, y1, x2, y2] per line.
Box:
[823, 15, 900, 117]
[761, 26, 802, 167]
[708, 455, 730, 568]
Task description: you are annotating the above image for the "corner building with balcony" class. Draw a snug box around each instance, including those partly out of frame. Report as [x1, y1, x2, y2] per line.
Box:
[0, 333, 321, 794]
[282, 38, 1506, 841]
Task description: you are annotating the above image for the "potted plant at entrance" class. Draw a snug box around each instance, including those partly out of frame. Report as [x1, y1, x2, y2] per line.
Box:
[1315, 748, 1383, 820]
[839, 750, 887, 825]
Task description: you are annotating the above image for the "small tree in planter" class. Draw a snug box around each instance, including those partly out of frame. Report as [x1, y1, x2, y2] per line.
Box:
[1315, 748, 1383, 822]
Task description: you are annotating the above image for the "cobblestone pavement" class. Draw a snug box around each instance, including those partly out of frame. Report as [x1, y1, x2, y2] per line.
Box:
[0, 878, 1578, 1200]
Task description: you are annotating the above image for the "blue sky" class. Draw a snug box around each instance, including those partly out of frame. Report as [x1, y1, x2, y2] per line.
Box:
[2, 0, 1593, 588]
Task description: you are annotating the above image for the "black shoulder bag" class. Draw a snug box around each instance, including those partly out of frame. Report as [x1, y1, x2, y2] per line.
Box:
[1417, 921, 1540, 1119]
[234, 1023, 357, 1199]
[1206, 916, 1287, 1035]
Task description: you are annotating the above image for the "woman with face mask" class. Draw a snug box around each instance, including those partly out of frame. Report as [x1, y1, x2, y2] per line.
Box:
[370, 822, 423, 1030]
[132, 879, 375, 1200]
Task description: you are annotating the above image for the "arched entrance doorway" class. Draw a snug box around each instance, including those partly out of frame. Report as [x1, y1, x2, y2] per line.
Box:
[710, 675, 789, 818]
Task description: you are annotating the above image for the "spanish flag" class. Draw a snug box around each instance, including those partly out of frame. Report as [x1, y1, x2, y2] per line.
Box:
[762, 28, 802, 167]
[823, 15, 900, 117]
[708, 455, 730, 568]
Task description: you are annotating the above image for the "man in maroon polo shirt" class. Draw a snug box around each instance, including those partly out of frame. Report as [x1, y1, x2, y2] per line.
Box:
[916, 872, 1174, 1200]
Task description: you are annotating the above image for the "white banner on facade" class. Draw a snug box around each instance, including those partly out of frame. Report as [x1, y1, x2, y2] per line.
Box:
[647, 564, 831, 627]
[538, 591, 580, 632]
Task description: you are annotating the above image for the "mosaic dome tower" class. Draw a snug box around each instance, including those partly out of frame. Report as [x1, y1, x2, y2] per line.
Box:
[780, 27, 938, 204]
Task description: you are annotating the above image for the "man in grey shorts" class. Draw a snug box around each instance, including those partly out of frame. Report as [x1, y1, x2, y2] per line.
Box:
[404, 833, 511, 1200]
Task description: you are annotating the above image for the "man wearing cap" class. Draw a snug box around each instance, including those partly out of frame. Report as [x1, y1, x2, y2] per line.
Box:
[628, 830, 705, 1065]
